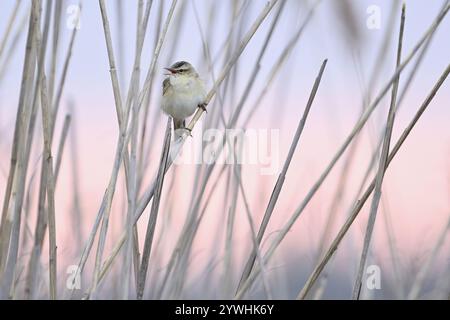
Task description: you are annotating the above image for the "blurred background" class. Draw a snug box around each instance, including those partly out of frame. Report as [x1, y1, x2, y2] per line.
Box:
[0, 0, 449, 299]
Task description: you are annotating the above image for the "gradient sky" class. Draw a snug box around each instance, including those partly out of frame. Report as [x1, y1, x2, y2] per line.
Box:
[0, 0, 449, 298]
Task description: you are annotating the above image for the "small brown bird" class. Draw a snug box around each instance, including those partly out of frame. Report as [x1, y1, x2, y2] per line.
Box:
[161, 61, 206, 134]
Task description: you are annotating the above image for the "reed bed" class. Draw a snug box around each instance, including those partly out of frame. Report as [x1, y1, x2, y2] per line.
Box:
[0, 0, 449, 300]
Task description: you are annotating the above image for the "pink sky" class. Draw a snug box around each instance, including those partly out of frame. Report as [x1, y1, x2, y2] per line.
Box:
[0, 0, 449, 298]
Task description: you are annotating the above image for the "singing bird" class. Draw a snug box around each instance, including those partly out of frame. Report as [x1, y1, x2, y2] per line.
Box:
[161, 61, 207, 135]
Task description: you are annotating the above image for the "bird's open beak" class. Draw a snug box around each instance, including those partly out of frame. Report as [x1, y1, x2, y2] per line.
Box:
[164, 67, 177, 75]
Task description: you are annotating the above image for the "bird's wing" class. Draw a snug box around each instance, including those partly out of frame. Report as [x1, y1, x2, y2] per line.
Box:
[163, 77, 170, 96]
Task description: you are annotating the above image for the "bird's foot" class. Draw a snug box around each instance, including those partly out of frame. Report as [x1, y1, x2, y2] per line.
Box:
[184, 127, 193, 137]
[198, 103, 207, 113]
[175, 127, 192, 138]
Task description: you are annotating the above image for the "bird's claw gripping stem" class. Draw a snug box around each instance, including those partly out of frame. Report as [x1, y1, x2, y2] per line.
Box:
[198, 103, 207, 113]
[183, 127, 193, 137]
[174, 127, 192, 139]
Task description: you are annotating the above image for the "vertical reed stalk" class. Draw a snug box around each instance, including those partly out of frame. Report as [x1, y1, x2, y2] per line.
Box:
[352, 5, 405, 300]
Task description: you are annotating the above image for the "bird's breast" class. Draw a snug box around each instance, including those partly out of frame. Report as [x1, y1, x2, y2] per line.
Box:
[169, 75, 196, 92]
[161, 75, 206, 120]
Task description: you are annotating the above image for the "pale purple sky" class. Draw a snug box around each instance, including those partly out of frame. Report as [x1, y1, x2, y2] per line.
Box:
[0, 0, 449, 298]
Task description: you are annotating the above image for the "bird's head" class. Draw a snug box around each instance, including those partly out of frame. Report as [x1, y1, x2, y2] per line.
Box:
[164, 61, 198, 77]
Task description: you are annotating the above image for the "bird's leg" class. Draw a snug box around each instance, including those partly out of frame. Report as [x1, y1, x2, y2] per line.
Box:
[182, 127, 193, 137]
[198, 102, 207, 113]
[173, 118, 193, 138]
[181, 119, 193, 137]
[174, 127, 192, 139]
